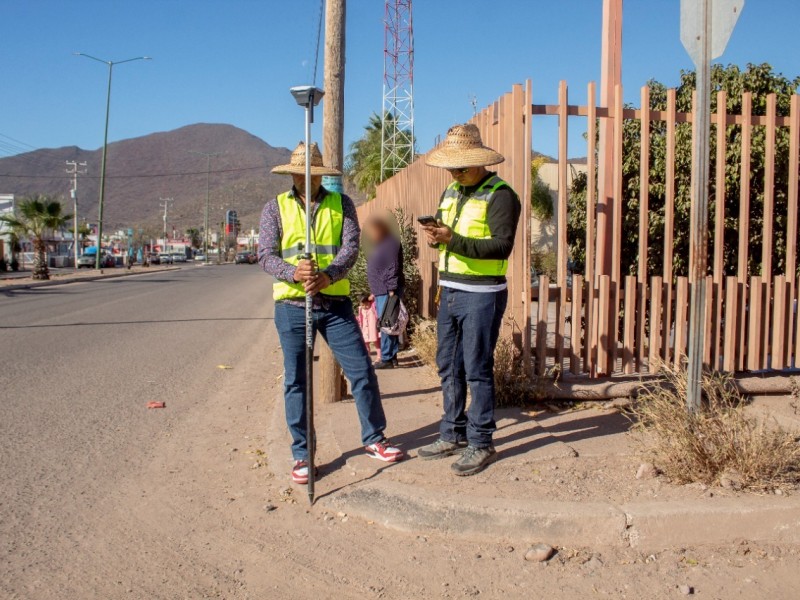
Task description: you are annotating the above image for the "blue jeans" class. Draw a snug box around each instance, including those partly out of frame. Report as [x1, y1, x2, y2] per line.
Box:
[374, 294, 400, 362]
[436, 287, 507, 448]
[274, 299, 387, 461]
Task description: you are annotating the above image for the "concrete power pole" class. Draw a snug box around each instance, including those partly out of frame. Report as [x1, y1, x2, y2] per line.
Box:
[159, 197, 173, 254]
[65, 160, 87, 269]
[319, 0, 347, 404]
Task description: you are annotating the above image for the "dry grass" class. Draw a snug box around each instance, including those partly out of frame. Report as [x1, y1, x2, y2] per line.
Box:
[629, 365, 800, 491]
[409, 318, 534, 407]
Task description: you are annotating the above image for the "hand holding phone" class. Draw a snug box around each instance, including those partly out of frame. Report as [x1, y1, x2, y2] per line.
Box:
[417, 215, 438, 227]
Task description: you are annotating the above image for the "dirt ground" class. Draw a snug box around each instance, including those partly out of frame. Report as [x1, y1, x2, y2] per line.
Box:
[3, 269, 800, 599]
[7, 348, 800, 600]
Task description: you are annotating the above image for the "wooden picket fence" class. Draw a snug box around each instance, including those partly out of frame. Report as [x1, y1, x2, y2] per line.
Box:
[534, 81, 800, 377]
[359, 78, 800, 379]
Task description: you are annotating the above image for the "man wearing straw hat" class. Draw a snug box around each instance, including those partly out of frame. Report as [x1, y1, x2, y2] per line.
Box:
[258, 141, 404, 485]
[418, 124, 521, 476]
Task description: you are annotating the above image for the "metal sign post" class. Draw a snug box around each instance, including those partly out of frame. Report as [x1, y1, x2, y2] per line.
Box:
[290, 85, 325, 504]
[680, 0, 744, 412]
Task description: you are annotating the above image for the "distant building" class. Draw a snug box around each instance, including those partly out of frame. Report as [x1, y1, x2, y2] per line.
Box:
[0, 194, 14, 260]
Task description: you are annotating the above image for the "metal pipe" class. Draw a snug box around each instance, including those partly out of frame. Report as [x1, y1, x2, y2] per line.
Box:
[686, 0, 712, 412]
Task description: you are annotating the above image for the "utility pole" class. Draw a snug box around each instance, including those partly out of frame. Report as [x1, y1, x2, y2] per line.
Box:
[189, 151, 221, 264]
[320, 0, 347, 404]
[159, 197, 173, 254]
[65, 160, 87, 268]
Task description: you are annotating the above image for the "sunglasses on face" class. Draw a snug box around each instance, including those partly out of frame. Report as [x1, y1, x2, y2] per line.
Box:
[447, 167, 470, 174]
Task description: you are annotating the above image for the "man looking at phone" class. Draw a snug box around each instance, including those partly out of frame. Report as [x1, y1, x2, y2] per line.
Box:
[417, 124, 521, 476]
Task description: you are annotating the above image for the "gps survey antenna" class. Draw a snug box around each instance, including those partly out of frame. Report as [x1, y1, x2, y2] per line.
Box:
[289, 85, 325, 504]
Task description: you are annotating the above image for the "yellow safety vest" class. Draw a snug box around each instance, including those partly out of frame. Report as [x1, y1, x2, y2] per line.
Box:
[272, 190, 350, 301]
[437, 175, 510, 277]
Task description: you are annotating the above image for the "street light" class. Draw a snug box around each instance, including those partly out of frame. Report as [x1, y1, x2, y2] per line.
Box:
[289, 84, 324, 505]
[74, 52, 151, 270]
[189, 151, 221, 265]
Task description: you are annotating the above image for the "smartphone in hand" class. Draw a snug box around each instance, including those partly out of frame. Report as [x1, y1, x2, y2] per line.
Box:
[417, 215, 438, 226]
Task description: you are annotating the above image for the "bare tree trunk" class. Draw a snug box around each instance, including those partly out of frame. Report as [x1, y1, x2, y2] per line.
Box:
[319, 0, 347, 404]
[32, 238, 49, 280]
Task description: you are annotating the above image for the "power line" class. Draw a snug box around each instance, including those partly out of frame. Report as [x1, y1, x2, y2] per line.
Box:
[0, 133, 38, 150]
[312, 0, 324, 85]
[0, 164, 270, 180]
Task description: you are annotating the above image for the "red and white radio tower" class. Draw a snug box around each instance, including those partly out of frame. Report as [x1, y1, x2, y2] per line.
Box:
[381, 0, 415, 178]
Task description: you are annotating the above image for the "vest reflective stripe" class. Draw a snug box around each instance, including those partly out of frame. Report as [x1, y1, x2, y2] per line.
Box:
[438, 175, 509, 277]
[272, 190, 351, 301]
[280, 244, 341, 260]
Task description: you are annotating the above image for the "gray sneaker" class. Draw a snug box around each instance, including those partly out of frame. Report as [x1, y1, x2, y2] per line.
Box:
[451, 445, 496, 476]
[417, 438, 468, 461]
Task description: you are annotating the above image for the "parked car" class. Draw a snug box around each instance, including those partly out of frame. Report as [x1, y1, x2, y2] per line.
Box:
[77, 253, 115, 268]
[148, 253, 161, 265]
[77, 254, 96, 268]
[171, 253, 188, 263]
[194, 253, 206, 262]
[235, 251, 257, 264]
[159, 253, 173, 264]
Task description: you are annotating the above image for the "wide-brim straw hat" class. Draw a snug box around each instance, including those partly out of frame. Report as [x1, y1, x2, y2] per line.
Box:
[272, 141, 342, 176]
[425, 124, 504, 169]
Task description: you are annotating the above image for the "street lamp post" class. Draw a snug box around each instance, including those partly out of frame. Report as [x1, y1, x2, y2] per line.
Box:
[74, 53, 151, 270]
[189, 151, 221, 265]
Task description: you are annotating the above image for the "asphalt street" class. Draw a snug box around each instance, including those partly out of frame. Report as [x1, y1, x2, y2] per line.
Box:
[0, 264, 276, 598]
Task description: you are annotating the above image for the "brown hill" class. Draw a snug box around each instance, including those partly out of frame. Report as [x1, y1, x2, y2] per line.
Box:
[0, 124, 363, 236]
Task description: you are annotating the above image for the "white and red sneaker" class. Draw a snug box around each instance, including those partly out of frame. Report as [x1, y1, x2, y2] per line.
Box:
[365, 439, 404, 462]
[291, 460, 309, 484]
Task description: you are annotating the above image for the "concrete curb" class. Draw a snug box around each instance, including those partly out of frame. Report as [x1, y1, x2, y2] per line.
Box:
[0, 266, 182, 291]
[324, 480, 800, 552]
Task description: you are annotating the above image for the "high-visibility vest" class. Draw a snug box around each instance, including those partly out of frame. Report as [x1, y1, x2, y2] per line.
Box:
[437, 175, 510, 277]
[272, 190, 350, 301]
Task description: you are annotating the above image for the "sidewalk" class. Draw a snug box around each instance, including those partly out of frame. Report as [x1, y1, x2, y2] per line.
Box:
[0, 265, 182, 290]
[265, 350, 800, 552]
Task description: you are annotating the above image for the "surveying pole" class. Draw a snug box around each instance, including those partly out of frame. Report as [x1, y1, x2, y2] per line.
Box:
[65, 160, 87, 268]
[290, 84, 325, 505]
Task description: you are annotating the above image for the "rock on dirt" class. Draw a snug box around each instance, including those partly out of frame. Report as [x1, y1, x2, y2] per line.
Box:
[524, 543, 555, 563]
[678, 583, 694, 595]
[720, 470, 743, 490]
[636, 463, 658, 480]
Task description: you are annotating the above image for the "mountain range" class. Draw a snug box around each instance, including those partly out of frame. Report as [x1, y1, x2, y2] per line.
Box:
[0, 123, 362, 236]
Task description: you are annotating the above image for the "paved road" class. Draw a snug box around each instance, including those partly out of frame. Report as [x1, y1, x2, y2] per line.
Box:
[0, 264, 276, 598]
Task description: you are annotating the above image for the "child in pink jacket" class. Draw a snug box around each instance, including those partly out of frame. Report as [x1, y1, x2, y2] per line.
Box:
[356, 294, 381, 361]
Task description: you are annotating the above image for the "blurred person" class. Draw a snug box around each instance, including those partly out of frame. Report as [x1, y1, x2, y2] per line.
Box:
[364, 214, 404, 369]
[356, 293, 381, 361]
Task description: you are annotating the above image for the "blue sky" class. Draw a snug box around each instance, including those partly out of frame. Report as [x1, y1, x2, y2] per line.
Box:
[1, 0, 799, 161]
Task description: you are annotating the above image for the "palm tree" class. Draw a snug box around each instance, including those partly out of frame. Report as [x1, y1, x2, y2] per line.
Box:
[345, 113, 415, 200]
[0, 195, 72, 280]
[186, 227, 202, 250]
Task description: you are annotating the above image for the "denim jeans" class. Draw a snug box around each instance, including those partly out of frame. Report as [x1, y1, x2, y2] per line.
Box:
[274, 299, 387, 460]
[436, 287, 507, 448]
[374, 294, 400, 362]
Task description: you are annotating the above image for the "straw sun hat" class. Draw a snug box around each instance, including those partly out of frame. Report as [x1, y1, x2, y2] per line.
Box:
[425, 123, 504, 169]
[272, 141, 342, 176]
